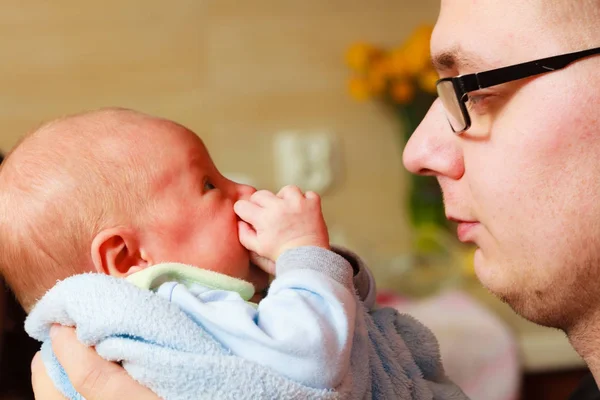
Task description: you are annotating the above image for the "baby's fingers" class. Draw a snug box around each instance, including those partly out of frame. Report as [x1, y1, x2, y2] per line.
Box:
[249, 190, 279, 207]
[238, 220, 259, 252]
[304, 191, 321, 202]
[249, 252, 276, 275]
[277, 185, 304, 201]
[234, 199, 263, 225]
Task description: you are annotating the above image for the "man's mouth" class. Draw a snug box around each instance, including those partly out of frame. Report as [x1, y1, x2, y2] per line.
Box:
[455, 221, 479, 242]
[447, 216, 480, 243]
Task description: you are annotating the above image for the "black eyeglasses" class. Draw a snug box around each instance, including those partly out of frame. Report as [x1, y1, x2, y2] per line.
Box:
[436, 46, 600, 133]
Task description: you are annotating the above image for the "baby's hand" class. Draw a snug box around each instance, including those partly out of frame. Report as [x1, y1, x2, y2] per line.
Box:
[234, 185, 329, 274]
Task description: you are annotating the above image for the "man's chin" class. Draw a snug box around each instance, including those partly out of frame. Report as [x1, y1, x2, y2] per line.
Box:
[473, 250, 515, 300]
[480, 277, 571, 330]
[473, 254, 530, 319]
[474, 252, 578, 329]
[480, 280, 537, 323]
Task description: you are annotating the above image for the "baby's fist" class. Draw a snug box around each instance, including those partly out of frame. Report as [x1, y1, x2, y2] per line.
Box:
[234, 185, 329, 262]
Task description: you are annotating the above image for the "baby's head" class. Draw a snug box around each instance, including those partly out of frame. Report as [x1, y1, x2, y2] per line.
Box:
[0, 108, 265, 312]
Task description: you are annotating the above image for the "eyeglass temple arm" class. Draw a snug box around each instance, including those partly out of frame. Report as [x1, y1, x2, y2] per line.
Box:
[458, 47, 600, 93]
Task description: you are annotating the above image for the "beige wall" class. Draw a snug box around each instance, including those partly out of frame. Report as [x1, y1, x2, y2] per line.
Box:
[0, 1, 440, 279]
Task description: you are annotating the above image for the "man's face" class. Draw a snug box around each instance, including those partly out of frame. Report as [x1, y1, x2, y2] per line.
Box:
[403, 0, 600, 329]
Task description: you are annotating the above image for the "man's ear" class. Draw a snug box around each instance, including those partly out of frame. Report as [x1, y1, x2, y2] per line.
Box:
[91, 228, 150, 277]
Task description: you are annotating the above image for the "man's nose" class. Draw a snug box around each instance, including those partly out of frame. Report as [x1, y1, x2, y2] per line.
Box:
[403, 99, 465, 180]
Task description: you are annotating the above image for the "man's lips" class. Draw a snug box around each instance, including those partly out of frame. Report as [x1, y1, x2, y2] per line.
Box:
[447, 216, 480, 243]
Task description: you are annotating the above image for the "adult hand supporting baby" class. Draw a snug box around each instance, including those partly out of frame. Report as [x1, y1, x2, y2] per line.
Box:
[31, 325, 159, 400]
[234, 185, 330, 273]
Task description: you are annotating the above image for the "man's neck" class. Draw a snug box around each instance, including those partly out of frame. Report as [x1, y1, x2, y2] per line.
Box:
[567, 309, 600, 384]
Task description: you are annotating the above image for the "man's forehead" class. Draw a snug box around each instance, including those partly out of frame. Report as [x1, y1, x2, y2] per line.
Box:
[432, 0, 561, 75]
[431, 4, 500, 74]
[431, 7, 514, 74]
[429, 25, 508, 77]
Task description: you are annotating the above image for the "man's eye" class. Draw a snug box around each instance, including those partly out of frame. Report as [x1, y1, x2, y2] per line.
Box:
[466, 94, 490, 114]
[204, 179, 216, 191]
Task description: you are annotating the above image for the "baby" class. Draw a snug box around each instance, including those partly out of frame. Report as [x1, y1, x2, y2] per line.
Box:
[0, 108, 467, 400]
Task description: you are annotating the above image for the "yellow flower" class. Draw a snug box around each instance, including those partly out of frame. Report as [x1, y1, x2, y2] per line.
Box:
[418, 69, 440, 94]
[410, 25, 434, 46]
[399, 24, 434, 75]
[345, 25, 434, 102]
[366, 57, 391, 95]
[403, 25, 433, 55]
[348, 76, 371, 101]
[346, 43, 382, 72]
[388, 50, 410, 78]
[390, 80, 415, 104]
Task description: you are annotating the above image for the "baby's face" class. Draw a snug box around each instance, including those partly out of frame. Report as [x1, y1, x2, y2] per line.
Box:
[141, 129, 267, 292]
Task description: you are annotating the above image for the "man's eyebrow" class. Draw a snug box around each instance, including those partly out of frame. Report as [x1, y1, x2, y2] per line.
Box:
[431, 48, 483, 73]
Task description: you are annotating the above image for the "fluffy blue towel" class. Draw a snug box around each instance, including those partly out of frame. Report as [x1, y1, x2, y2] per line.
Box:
[25, 274, 468, 400]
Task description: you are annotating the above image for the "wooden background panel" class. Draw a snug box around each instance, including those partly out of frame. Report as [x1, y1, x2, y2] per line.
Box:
[0, 1, 440, 279]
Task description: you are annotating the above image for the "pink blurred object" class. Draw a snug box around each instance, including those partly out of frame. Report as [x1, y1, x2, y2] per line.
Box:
[376, 289, 520, 400]
[375, 290, 410, 306]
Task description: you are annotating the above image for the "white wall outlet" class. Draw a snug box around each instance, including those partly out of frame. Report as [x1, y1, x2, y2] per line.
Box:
[273, 130, 337, 194]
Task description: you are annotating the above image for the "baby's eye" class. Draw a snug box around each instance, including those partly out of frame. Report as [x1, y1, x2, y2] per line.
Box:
[203, 179, 216, 191]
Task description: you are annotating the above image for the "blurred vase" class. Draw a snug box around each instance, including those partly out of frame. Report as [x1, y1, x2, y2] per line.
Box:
[382, 224, 466, 298]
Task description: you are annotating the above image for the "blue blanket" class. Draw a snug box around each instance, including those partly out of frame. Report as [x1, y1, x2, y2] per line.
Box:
[25, 273, 468, 400]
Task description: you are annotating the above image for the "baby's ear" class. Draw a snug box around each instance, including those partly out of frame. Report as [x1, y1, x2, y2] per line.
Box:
[91, 228, 149, 277]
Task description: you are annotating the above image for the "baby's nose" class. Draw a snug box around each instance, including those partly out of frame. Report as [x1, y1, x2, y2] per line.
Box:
[236, 183, 256, 201]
